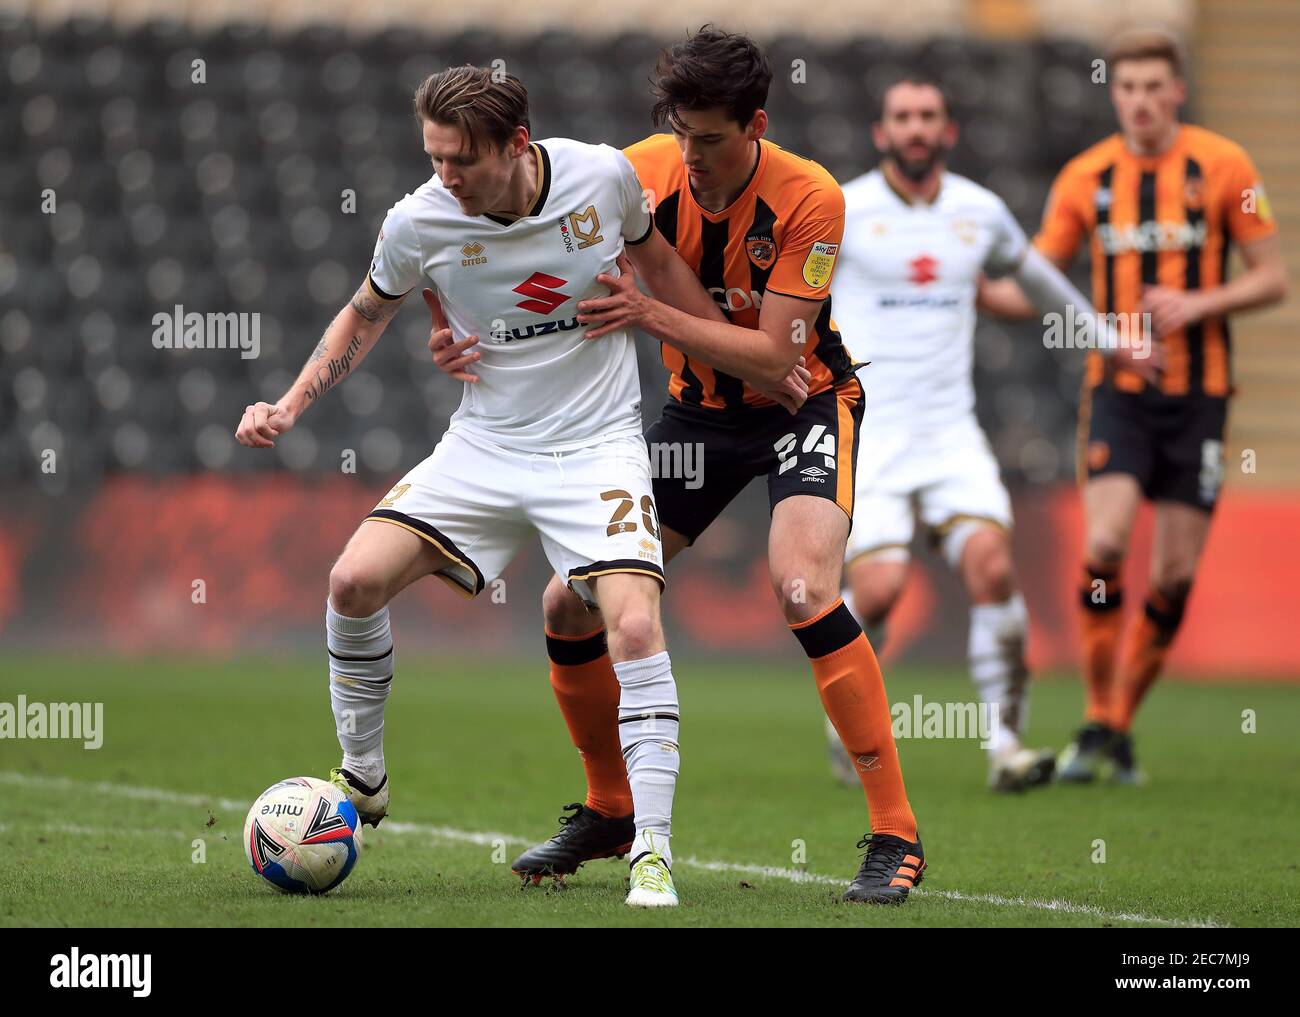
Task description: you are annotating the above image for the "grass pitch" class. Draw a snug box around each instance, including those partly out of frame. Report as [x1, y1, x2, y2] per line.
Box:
[1, 654, 1296, 927]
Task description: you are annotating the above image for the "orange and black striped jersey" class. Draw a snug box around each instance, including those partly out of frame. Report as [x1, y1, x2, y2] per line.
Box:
[624, 133, 855, 411]
[1036, 124, 1276, 398]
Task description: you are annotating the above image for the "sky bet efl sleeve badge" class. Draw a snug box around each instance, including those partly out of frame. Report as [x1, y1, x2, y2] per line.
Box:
[802, 241, 839, 288]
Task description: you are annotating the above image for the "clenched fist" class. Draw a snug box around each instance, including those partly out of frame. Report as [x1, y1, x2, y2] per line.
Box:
[235, 401, 297, 448]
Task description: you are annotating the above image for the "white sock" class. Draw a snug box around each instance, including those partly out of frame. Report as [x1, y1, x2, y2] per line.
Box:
[614, 651, 679, 867]
[326, 599, 393, 788]
[842, 586, 887, 653]
[969, 594, 1029, 757]
[841, 586, 861, 626]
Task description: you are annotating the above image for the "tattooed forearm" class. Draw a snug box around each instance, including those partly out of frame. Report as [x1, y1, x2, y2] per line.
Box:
[304, 335, 365, 403]
[350, 284, 401, 325]
[306, 335, 329, 365]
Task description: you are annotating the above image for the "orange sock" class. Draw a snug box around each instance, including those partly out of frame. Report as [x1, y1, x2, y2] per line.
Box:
[1078, 561, 1126, 725]
[1112, 589, 1187, 732]
[792, 599, 917, 841]
[545, 627, 633, 818]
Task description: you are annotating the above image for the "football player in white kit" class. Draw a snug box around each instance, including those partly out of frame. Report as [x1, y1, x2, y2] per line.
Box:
[234, 67, 767, 907]
[825, 76, 1124, 791]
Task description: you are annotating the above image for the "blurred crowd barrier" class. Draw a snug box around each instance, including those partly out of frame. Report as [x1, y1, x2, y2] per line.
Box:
[2, 477, 1297, 678]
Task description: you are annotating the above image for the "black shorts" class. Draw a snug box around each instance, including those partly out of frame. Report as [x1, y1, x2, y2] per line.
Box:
[644, 376, 865, 544]
[1080, 384, 1228, 512]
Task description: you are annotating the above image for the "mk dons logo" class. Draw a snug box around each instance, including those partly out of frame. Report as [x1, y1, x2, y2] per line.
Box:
[460, 241, 487, 267]
[567, 205, 604, 249]
[514, 272, 569, 315]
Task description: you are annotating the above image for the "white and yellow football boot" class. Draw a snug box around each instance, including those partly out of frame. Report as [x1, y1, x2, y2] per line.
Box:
[625, 836, 679, 908]
[329, 766, 389, 828]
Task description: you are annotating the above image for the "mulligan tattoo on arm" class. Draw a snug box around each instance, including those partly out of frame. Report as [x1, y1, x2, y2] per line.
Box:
[304, 335, 365, 403]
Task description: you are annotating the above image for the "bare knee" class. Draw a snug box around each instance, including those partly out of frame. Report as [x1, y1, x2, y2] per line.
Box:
[1083, 476, 1140, 567]
[848, 559, 907, 627]
[1086, 531, 1128, 568]
[329, 559, 389, 617]
[606, 607, 662, 662]
[542, 577, 599, 636]
[961, 532, 1016, 604]
[1151, 569, 1194, 603]
[771, 569, 841, 625]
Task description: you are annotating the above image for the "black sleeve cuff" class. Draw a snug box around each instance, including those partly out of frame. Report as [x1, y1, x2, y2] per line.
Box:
[626, 218, 655, 246]
[366, 274, 407, 301]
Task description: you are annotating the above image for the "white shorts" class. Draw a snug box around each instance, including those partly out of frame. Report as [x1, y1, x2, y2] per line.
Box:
[366, 428, 664, 608]
[844, 418, 1013, 567]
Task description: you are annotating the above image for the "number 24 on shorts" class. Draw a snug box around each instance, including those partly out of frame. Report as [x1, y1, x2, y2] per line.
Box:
[775, 425, 837, 475]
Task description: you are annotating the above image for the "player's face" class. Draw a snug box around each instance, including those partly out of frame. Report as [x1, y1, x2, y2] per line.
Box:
[422, 119, 523, 217]
[873, 83, 956, 181]
[1110, 59, 1185, 145]
[669, 106, 767, 193]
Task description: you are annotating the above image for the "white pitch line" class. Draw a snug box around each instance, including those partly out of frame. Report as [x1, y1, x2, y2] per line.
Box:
[0, 821, 191, 839]
[642, 856, 1223, 928]
[2, 771, 1223, 928]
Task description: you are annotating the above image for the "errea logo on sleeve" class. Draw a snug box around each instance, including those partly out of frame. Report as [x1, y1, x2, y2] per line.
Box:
[50, 948, 152, 997]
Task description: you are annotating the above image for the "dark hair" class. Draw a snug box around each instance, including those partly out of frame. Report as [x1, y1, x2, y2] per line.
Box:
[1105, 27, 1185, 77]
[878, 73, 952, 120]
[413, 65, 531, 157]
[651, 26, 772, 129]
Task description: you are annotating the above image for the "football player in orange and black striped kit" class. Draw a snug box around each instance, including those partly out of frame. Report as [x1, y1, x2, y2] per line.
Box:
[514, 27, 925, 903]
[983, 29, 1287, 782]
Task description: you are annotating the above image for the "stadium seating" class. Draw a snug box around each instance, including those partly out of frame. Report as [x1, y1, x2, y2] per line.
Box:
[2, 11, 1121, 485]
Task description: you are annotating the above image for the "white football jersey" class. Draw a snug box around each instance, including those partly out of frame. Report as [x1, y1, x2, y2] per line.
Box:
[831, 169, 1028, 431]
[368, 137, 653, 453]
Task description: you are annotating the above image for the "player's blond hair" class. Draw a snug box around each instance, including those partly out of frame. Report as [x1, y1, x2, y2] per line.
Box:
[413, 65, 531, 157]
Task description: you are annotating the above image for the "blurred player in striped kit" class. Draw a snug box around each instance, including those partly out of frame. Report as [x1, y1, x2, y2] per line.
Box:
[982, 29, 1287, 783]
[826, 74, 1147, 791]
